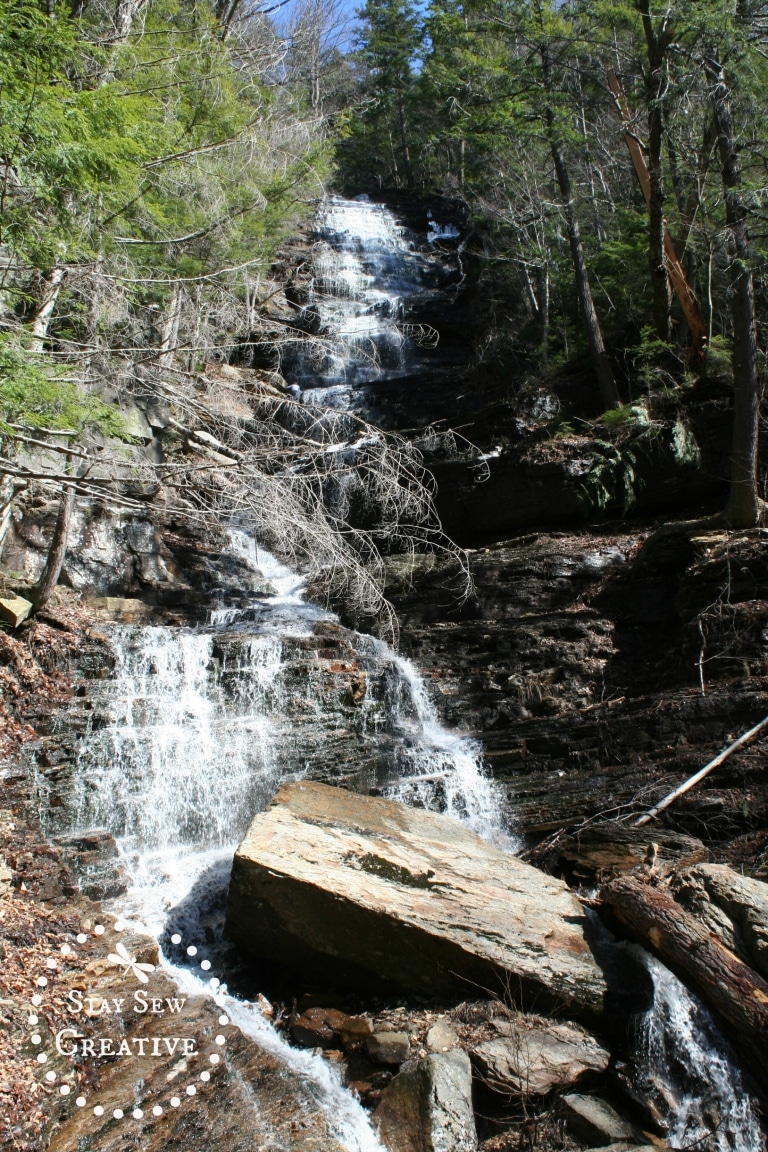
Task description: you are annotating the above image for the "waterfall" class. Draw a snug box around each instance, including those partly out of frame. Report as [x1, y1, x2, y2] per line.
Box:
[288, 196, 447, 408]
[369, 642, 512, 846]
[39, 534, 505, 1152]
[631, 949, 763, 1152]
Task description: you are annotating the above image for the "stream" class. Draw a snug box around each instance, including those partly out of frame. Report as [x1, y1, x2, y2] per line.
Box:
[35, 198, 766, 1152]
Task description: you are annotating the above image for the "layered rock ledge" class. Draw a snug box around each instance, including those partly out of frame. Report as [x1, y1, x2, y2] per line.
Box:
[225, 782, 605, 1017]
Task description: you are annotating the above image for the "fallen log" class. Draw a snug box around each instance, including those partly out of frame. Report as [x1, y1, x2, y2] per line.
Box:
[600, 874, 768, 1082]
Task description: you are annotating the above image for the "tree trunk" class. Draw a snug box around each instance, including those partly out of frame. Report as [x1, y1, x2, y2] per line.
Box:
[705, 50, 762, 528]
[540, 47, 619, 410]
[0, 475, 26, 560]
[31, 483, 75, 610]
[607, 67, 707, 359]
[544, 106, 620, 410]
[30, 267, 66, 351]
[159, 284, 183, 369]
[639, 2, 672, 341]
[398, 99, 415, 191]
[600, 874, 768, 1078]
[114, 0, 147, 40]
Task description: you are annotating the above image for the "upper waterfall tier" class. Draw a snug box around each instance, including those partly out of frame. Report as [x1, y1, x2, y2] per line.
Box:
[282, 197, 468, 420]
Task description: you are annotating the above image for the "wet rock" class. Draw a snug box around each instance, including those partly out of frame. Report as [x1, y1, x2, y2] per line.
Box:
[471, 1020, 610, 1097]
[374, 1049, 477, 1152]
[291, 1007, 347, 1048]
[225, 782, 606, 1015]
[426, 1018, 459, 1052]
[341, 1015, 374, 1046]
[670, 864, 768, 980]
[560, 1094, 636, 1146]
[367, 1032, 410, 1064]
[51, 829, 128, 900]
[0, 594, 32, 627]
[558, 824, 706, 886]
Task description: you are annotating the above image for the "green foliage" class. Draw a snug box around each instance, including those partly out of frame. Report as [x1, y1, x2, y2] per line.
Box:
[579, 438, 643, 517]
[1, 0, 330, 351]
[597, 403, 651, 432]
[0, 337, 128, 436]
[336, 0, 422, 188]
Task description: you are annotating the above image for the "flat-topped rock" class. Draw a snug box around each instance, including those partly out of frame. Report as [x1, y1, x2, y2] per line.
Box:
[225, 782, 605, 1016]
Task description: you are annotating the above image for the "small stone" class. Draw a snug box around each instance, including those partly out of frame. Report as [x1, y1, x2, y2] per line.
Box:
[374, 1050, 477, 1152]
[0, 861, 12, 896]
[0, 595, 32, 628]
[426, 1018, 459, 1052]
[367, 1032, 410, 1064]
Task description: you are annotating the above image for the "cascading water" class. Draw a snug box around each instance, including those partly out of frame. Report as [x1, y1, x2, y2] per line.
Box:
[39, 532, 505, 1152]
[287, 196, 455, 409]
[630, 949, 763, 1152]
[32, 196, 763, 1152]
[367, 641, 511, 846]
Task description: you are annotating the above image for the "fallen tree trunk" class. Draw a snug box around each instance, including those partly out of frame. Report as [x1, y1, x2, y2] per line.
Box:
[600, 875, 768, 1080]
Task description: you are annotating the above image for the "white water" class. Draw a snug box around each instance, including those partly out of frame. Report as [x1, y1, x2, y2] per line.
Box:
[632, 949, 764, 1152]
[371, 643, 512, 847]
[294, 197, 431, 405]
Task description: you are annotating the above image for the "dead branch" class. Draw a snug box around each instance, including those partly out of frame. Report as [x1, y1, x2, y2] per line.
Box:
[635, 713, 768, 826]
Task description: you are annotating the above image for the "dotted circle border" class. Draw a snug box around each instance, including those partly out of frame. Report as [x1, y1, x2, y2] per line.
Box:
[25, 917, 232, 1125]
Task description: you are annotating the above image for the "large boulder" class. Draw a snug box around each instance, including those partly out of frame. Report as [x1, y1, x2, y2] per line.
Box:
[373, 1050, 477, 1152]
[471, 1019, 610, 1097]
[225, 782, 605, 1016]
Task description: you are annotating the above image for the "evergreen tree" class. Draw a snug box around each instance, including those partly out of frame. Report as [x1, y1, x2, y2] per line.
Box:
[338, 0, 422, 189]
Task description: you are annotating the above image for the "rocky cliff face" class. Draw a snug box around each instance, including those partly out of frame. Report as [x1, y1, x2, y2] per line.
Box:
[388, 528, 768, 869]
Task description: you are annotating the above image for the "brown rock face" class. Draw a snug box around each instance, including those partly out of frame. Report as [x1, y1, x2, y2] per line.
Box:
[291, 1007, 348, 1048]
[225, 782, 605, 1017]
[367, 1032, 410, 1064]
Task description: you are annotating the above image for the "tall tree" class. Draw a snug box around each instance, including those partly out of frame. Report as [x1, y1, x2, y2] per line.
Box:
[704, 45, 762, 526]
[343, 0, 422, 188]
[539, 39, 621, 409]
[637, 0, 674, 341]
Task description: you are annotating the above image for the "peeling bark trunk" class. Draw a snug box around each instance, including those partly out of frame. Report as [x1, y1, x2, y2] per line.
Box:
[114, 0, 147, 41]
[30, 483, 75, 610]
[0, 475, 25, 560]
[638, 1, 672, 341]
[705, 50, 761, 528]
[30, 267, 66, 351]
[600, 875, 768, 1078]
[159, 285, 183, 369]
[607, 67, 707, 359]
